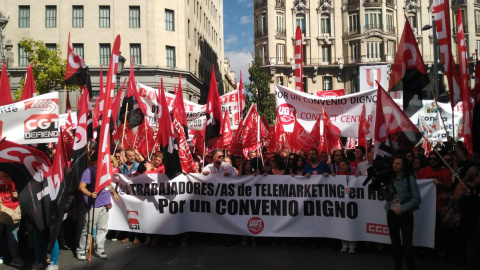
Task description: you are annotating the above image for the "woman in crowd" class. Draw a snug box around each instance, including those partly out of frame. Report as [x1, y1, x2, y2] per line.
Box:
[290, 155, 306, 176]
[412, 156, 427, 179]
[330, 150, 347, 174]
[152, 154, 165, 174]
[451, 166, 480, 270]
[384, 155, 421, 270]
[264, 155, 289, 176]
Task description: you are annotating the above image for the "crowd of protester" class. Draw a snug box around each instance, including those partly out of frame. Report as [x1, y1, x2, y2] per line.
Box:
[1, 136, 480, 270]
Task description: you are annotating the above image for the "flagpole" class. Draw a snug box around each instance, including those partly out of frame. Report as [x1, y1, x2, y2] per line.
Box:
[113, 140, 120, 155]
[145, 118, 149, 159]
[256, 113, 260, 170]
[88, 198, 96, 262]
[121, 102, 129, 149]
[428, 84, 449, 136]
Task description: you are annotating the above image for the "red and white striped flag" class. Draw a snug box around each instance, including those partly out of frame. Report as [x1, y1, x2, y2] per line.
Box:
[294, 26, 303, 92]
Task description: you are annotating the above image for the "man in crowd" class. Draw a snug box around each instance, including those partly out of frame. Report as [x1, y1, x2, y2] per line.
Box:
[351, 146, 366, 172]
[76, 152, 120, 261]
[119, 148, 139, 176]
[203, 149, 237, 176]
[303, 148, 331, 177]
[355, 146, 374, 177]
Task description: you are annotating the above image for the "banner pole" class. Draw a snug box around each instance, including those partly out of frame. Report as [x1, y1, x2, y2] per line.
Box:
[121, 102, 129, 149]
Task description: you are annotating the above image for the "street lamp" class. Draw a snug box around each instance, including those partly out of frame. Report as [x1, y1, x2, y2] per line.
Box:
[422, 24, 439, 99]
[116, 52, 126, 94]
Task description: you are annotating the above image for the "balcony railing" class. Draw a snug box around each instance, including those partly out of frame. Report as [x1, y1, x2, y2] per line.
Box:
[364, 0, 383, 3]
[259, 57, 336, 66]
[345, 27, 360, 35]
[255, 29, 268, 38]
[254, 0, 267, 9]
[364, 24, 383, 30]
[386, 25, 396, 33]
[476, 25, 480, 33]
[348, 0, 360, 4]
[276, 28, 286, 37]
[452, 0, 466, 5]
[276, 0, 285, 8]
[386, 0, 395, 6]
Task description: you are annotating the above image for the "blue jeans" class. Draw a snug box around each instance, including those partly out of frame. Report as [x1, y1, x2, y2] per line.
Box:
[0, 222, 20, 258]
[32, 227, 59, 265]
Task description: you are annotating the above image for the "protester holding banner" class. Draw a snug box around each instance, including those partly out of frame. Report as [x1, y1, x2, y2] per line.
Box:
[0, 171, 24, 267]
[265, 155, 289, 176]
[355, 146, 374, 177]
[451, 166, 480, 270]
[76, 152, 120, 260]
[303, 149, 330, 177]
[351, 146, 366, 172]
[202, 149, 237, 176]
[119, 148, 140, 177]
[290, 155, 306, 176]
[330, 150, 347, 175]
[384, 156, 421, 270]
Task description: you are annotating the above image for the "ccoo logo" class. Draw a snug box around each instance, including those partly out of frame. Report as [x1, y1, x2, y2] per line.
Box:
[247, 217, 264, 235]
[277, 104, 296, 125]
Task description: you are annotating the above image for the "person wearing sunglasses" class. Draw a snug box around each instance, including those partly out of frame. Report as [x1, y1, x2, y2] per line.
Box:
[202, 149, 237, 177]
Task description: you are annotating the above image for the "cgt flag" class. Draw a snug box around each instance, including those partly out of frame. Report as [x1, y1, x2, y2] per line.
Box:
[389, 16, 429, 110]
[294, 26, 304, 92]
[205, 65, 222, 148]
[118, 57, 146, 129]
[65, 33, 92, 97]
[20, 63, 37, 101]
[0, 61, 12, 106]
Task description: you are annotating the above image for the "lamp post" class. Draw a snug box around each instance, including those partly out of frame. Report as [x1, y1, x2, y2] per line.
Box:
[422, 23, 439, 99]
[116, 52, 126, 95]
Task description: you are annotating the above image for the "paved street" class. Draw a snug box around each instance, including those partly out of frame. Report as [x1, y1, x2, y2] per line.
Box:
[0, 235, 460, 270]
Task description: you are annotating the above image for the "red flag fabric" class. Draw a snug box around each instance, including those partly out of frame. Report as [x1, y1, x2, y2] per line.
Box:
[92, 97, 100, 130]
[374, 84, 422, 158]
[173, 75, 189, 136]
[94, 35, 120, 193]
[389, 16, 430, 109]
[112, 124, 135, 148]
[99, 66, 105, 111]
[216, 110, 232, 150]
[294, 26, 304, 92]
[111, 78, 126, 131]
[61, 113, 75, 159]
[346, 137, 356, 149]
[119, 58, 145, 128]
[65, 90, 72, 113]
[193, 123, 206, 156]
[156, 80, 182, 179]
[267, 118, 285, 154]
[229, 104, 266, 155]
[65, 33, 91, 95]
[205, 65, 222, 147]
[289, 118, 316, 153]
[0, 61, 12, 106]
[456, 10, 473, 154]
[135, 118, 155, 158]
[434, 0, 461, 107]
[238, 71, 246, 116]
[322, 109, 343, 152]
[357, 104, 371, 149]
[20, 63, 37, 101]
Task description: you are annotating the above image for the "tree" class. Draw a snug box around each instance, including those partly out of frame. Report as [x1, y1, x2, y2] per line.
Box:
[15, 38, 73, 99]
[245, 53, 276, 125]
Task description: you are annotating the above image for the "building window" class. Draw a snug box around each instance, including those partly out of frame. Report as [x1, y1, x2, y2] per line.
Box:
[166, 46, 176, 67]
[276, 44, 285, 64]
[323, 76, 332, 90]
[257, 45, 267, 65]
[256, 13, 267, 31]
[321, 46, 331, 63]
[296, 13, 306, 35]
[386, 40, 395, 60]
[350, 41, 359, 62]
[130, 44, 141, 65]
[386, 10, 394, 32]
[348, 12, 359, 33]
[276, 12, 285, 36]
[18, 45, 29, 66]
[366, 40, 382, 59]
[352, 75, 359, 93]
[320, 14, 330, 35]
[45, 6, 57, 28]
[129, 6, 140, 28]
[72, 6, 84, 28]
[99, 6, 110, 28]
[165, 9, 174, 31]
[45, 43, 56, 51]
[99, 44, 111, 66]
[407, 14, 418, 34]
[73, 43, 84, 59]
[18, 6, 30, 28]
[365, 9, 382, 29]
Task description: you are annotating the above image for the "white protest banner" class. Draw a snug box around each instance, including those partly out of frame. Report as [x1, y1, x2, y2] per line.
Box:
[359, 65, 388, 92]
[137, 83, 240, 130]
[275, 85, 376, 136]
[0, 92, 59, 144]
[58, 112, 78, 128]
[109, 174, 435, 248]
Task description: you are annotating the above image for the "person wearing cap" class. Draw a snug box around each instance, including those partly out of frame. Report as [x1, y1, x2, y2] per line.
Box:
[76, 152, 120, 261]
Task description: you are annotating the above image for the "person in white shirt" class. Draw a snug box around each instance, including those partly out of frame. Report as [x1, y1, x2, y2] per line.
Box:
[355, 146, 374, 177]
[202, 149, 237, 176]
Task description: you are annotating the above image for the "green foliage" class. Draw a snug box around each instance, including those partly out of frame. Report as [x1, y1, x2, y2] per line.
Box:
[245, 53, 276, 125]
[17, 38, 76, 98]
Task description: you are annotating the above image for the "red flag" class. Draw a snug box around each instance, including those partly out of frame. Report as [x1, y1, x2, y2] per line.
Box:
[205, 65, 222, 147]
[65, 90, 72, 113]
[289, 118, 316, 152]
[238, 71, 246, 118]
[294, 26, 304, 92]
[267, 118, 285, 154]
[61, 113, 75, 159]
[193, 123, 206, 155]
[157, 80, 182, 179]
[357, 104, 371, 149]
[135, 118, 155, 158]
[229, 104, 265, 155]
[434, 0, 461, 107]
[322, 109, 343, 152]
[216, 110, 232, 150]
[20, 63, 37, 101]
[65, 33, 91, 92]
[0, 61, 12, 106]
[456, 10, 473, 154]
[389, 16, 429, 109]
[111, 78, 126, 131]
[346, 137, 356, 149]
[94, 35, 120, 193]
[119, 58, 145, 128]
[374, 84, 422, 158]
[112, 124, 135, 148]
[92, 97, 100, 130]
[173, 75, 189, 136]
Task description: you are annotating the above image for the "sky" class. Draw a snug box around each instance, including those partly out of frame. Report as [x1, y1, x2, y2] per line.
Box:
[223, 0, 254, 84]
